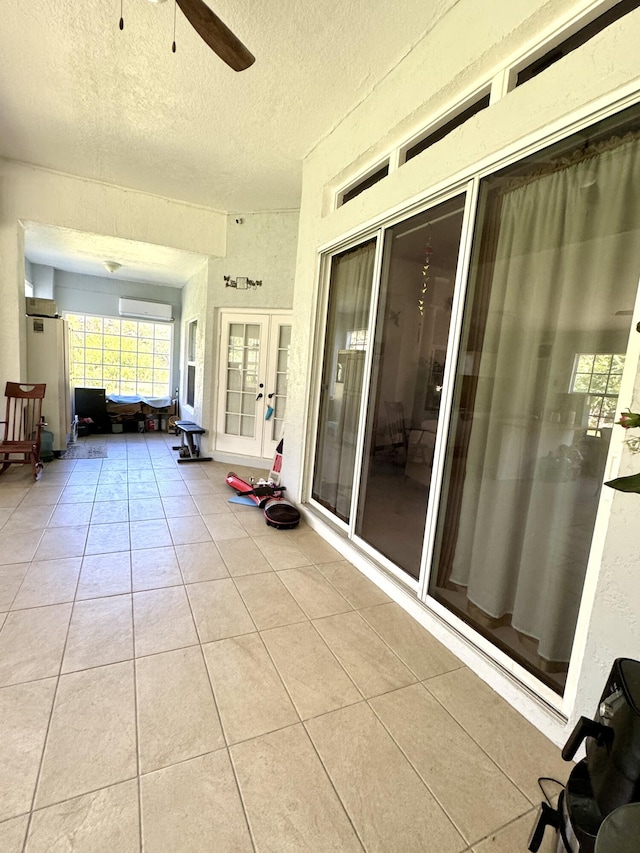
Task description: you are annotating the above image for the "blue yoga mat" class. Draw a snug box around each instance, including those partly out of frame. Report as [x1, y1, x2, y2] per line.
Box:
[228, 495, 258, 506]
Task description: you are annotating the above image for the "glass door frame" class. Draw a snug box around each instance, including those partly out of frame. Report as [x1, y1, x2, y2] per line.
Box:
[305, 229, 386, 536]
[350, 185, 481, 594]
[307, 182, 478, 592]
[418, 100, 640, 709]
[303, 91, 640, 713]
[414, 179, 481, 600]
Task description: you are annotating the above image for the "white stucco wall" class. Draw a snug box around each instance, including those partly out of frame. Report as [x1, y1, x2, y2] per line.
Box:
[285, 0, 640, 745]
[31, 263, 55, 299]
[0, 159, 226, 394]
[179, 210, 299, 455]
[207, 211, 300, 312]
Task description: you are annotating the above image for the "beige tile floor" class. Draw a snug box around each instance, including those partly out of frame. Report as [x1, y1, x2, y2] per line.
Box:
[0, 433, 569, 852]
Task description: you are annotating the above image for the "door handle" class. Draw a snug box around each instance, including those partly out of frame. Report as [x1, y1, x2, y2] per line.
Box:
[256, 393, 263, 401]
[267, 392, 275, 399]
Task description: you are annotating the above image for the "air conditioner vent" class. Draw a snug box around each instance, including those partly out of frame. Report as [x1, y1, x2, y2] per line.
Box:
[118, 298, 172, 322]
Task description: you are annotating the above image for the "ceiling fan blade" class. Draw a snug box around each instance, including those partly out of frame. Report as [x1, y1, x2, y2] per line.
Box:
[175, 0, 255, 71]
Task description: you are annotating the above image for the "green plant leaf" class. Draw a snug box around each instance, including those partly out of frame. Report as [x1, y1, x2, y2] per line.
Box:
[604, 473, 640, 493]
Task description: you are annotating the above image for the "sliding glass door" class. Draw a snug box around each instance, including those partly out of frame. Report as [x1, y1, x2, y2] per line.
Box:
[355, 197, 464, 579]
[430, 106, 640, 692]
[312, 240, 377, 523]
[310, 102, 640, 694]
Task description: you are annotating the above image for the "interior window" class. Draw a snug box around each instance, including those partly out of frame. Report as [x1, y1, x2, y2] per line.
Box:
[66, 313, 172, 397]
[571, 353, 625, 433]
[186, 319, 197, 407]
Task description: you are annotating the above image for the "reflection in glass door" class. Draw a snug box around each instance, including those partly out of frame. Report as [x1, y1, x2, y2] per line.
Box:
[312, 240, 376, 523]
[430, 109, 640, 693]
[355, 197, 465, 579]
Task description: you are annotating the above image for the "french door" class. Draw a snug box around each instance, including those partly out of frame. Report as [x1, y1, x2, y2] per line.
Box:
[216, 312, 291, 459]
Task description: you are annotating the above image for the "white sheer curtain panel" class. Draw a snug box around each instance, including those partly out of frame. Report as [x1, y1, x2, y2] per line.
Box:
[449, 133, 640, 665]
[313, 242, 375, 522]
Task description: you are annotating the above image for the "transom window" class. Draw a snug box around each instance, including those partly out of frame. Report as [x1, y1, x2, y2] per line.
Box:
[571, 353, 625, 432]
[66, 313, 172, 397]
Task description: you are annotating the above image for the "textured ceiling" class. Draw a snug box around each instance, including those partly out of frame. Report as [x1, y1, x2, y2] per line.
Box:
[25, 224, 206, 287]
[1, 0, 450, 215]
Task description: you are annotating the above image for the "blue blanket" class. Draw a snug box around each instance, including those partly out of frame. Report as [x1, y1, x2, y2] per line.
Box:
[107, 394, 173, 408]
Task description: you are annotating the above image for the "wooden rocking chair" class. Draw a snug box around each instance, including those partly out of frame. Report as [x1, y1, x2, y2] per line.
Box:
[383, 401, 410, 458]
[0, 382, 47, 481]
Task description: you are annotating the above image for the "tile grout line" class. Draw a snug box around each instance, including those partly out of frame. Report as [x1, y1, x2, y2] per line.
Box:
[300, 715, 369, 853]
[20, 521, 82, 853]
[237, 585, 370, 850]
[274, 565, 353, 621]
[465, 805, 544, 851]
[225, 744, 268, 853]
[130, 545, 144, 853]
[248, 571, 493, 847]
[13, 778, 142, 832]
[312, 561, 392, 615]
[420, 677, 540, 807]
[364, 690, 473, 849]
[356, 603, 446, 683]
[313, 608, 418, 690]
[178, 529, 260, 853]
[305, 616, 368, 700]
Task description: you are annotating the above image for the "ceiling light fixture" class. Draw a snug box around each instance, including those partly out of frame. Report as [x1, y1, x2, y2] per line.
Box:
[103, 261, 122, 274]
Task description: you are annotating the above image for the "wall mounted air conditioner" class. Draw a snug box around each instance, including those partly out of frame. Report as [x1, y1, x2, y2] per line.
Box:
[118, 298, 172, 322]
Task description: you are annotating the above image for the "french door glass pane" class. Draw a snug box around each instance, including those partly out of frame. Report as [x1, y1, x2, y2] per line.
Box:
[356, 197, 465, 579]
[225, 322, 261, 438]
[272, 325, 291, 443]
[241, 415, 255, 437]
[227, 369, 241, 392]
[312, 240, 376, 522]
[431, 105, 640, 693]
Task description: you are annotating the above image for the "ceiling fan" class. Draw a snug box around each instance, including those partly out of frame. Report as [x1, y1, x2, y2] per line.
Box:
[121, 0, 255, 72]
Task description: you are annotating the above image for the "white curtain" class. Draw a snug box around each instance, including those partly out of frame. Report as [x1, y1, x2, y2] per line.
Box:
[449, 133, 640, 664]
[313, 242, 375, 522]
